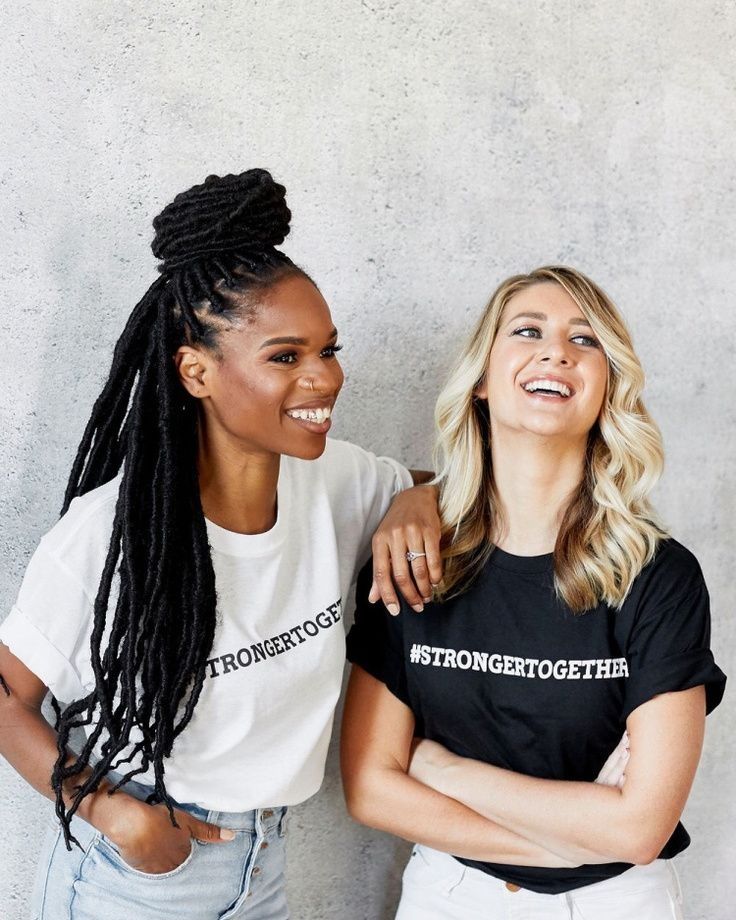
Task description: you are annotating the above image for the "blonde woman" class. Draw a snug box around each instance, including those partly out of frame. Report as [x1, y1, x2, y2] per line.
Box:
[341, 267, 726, 919]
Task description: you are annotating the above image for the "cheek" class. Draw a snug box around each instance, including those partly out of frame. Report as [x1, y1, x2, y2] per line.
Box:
[484, 347, 516, 403]
[585, 360, 608, 417]
[213, 365, 285, 419]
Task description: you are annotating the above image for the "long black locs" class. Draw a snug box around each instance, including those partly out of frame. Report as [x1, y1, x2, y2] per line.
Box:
[51, 170, 310, 849]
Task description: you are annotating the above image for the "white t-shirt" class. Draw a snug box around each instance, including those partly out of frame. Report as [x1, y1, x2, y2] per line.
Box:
[0, 438, 412, 811]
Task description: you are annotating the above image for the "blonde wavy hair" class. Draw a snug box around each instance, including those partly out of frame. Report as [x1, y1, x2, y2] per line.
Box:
[434, 265, 668, 613]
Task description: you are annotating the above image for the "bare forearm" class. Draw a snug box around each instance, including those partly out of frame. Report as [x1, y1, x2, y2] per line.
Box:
[346, 767, 577, 868]
[431, 756, 649, 864]
[413, 690, 706, 867]
[0, 695, 128, 836]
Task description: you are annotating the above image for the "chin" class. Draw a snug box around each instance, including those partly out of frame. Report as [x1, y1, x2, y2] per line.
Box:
[521, 421, 574, 438]
[284, 437, 329, 461]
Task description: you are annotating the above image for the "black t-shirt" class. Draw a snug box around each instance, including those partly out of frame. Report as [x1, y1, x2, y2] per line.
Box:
[346, 538, 726, 894]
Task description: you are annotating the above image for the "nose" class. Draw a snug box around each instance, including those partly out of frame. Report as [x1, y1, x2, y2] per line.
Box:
[299, 355, 343, 394]
[538, 336, 572, 366]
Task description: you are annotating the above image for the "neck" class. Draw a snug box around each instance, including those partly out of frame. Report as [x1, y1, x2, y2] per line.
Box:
[196, 418, 280, 535]
[489, 427, 587, 556]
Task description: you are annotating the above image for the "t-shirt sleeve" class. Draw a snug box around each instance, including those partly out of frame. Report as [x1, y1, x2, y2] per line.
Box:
[345, 558, 411, 707]
[0, 543, 93, 703]
[324, 441, 413, 572]
[623, 544, 726, 721]
[357, 451, 414, 567]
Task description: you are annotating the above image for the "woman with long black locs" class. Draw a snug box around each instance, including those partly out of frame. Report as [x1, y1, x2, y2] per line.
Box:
[0, 170, 439, 919]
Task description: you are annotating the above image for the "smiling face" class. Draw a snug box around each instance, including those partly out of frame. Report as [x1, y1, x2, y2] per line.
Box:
[477, 282, 608, 441]
[175, 273, 344, 461]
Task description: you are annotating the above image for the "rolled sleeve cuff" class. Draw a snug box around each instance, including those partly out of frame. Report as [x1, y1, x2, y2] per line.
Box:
[346, 626, 411, 707]
[0, 606, 86, 703]
[623, 648, 727, 721]
[377, 456, 414, 495]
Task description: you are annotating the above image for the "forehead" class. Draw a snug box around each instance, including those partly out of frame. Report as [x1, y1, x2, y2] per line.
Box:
[233, 275, 335, 340]
[502, 282, 584, 322]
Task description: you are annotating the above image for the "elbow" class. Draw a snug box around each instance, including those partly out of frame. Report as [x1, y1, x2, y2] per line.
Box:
[344, 795, 372, 828]
[595, 800, 674, 866]
[342, 775, 381, 829]
[614, 831, 669, 866]
[342, 769, 397, 832]
[625, 837, 666, 866]
[342, 783, 368, 825]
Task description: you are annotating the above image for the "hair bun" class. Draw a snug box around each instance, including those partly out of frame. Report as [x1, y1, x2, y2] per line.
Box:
[151, 169, 291, 272]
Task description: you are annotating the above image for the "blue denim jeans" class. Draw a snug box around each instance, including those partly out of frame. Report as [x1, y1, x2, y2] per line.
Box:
[30, 779, 289, 920]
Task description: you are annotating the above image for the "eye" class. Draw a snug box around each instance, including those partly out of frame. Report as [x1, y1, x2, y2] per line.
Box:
[512, 326, 542, 338]
[269, 351, 298, 364]
[321, 343, 343, 358]
[571, 334, 600, 348]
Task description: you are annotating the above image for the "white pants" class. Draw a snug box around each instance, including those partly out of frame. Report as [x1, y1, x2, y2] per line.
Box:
[395, 845, 685, 920]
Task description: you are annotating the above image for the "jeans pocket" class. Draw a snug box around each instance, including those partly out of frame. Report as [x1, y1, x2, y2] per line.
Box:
[96, 834, 198, 880]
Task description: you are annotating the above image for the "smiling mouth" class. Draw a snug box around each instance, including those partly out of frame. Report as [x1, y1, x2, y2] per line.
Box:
[284, 405, 333, 432]
[521, 379, 573, 399]
[286, 406, 332, 423]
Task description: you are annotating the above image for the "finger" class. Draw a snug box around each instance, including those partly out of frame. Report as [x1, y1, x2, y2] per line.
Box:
[595, 742, 625, 785]
[368, 537, 399, 615]
[595, 754, 616, 785]
[608, 750, 630, 788]
[186, 815, 235, 843]
[403, 527, 432, 601]
[389, 534, 424, 612]
[409, 555, 433, 603]
[422, 527, 443, 588]
[371, 540, 401, 616]
[403, 524, 433, 602]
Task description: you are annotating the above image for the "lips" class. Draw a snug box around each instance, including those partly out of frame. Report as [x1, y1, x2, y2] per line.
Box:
[520, 375, 575, 398]
[284, 400, 334, 432]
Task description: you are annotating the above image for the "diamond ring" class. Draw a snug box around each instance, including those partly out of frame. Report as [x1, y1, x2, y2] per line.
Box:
[405, 551, 427, 563]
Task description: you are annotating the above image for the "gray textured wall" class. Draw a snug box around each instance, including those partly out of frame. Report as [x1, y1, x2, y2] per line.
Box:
[1, 2, 734, 918]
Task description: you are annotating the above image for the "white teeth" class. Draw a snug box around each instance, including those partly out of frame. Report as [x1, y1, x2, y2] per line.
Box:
[287, 407, 332, 422]
[523, 379, 571, 397]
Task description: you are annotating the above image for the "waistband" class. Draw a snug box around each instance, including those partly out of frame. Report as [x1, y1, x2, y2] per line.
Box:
[414, 845, 680, 900]
[106, 773, 288, 835]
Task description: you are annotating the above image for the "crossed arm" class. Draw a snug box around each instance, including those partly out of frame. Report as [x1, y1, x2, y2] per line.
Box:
[341, 666, 706, 867]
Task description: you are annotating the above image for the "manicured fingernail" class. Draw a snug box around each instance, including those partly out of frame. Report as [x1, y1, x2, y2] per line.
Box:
[387, 604, 400, 616]
[220, 828, 236, 840]
[411, 604, 424, 613]
[423, 597, 432, 603]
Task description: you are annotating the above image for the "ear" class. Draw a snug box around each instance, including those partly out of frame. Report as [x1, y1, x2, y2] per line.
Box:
[175, 346, 212, 399]
[473, 375, 488, 400]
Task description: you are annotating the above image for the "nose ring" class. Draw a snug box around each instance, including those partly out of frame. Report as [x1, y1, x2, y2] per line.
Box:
[304, 378, 314, 391]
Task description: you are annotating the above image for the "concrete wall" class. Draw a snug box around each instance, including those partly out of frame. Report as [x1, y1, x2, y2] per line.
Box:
[1, 2, 733, 918]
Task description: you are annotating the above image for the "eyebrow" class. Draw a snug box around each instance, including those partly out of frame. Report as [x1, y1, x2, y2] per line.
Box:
[505, 311, 591, 327]
[259, 328, 339, 349]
